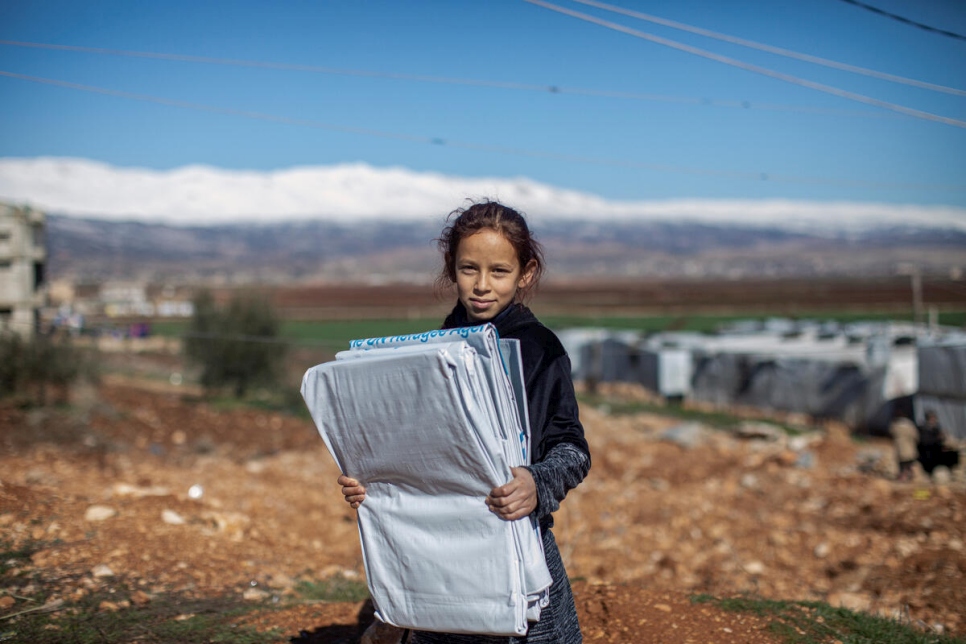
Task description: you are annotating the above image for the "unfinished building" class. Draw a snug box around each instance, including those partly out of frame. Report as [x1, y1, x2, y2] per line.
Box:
[0, 202, 46, 338]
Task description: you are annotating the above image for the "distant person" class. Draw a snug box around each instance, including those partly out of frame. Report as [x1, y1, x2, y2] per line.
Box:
[338, 200, 591, 643]
[917, 410, 959, 476]
[889, 408, 918, 482]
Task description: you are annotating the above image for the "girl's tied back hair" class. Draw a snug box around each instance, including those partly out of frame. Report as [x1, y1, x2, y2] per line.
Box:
[436, 199, 545, 302]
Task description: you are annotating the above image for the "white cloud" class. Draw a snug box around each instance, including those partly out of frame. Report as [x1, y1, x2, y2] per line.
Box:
[1, 156, 964, 231]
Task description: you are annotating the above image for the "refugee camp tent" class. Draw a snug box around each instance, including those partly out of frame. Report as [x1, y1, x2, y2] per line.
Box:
[560, 321, 925, 433]
[557, 329, 692, 397]
[917, 336, 966, 440]
[684, 326, 918, 432]
[634, 346, 692, 399]
[556, 328, 609, 380]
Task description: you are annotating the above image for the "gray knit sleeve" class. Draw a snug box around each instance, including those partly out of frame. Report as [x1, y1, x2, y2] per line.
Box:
[525, 442, 590, 521]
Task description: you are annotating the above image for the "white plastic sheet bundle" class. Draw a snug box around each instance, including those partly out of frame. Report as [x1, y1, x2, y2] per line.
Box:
[300, 324, 552, 636]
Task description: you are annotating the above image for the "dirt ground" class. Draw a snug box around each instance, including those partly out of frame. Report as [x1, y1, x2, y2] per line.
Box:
[2, 378, 964, 643]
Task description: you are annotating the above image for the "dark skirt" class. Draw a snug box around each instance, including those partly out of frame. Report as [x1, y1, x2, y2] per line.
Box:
[918, 445, 960, 474]
[409, 529, 581, 644]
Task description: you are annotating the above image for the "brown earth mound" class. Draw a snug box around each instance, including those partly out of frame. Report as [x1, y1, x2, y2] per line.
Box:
[1, 380, 964, 642]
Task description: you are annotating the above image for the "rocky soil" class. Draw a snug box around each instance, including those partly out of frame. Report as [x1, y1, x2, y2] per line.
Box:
[1, 379, 964, 642]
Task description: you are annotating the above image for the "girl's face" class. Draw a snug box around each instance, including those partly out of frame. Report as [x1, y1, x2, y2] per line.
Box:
[454, 229, 534, 323]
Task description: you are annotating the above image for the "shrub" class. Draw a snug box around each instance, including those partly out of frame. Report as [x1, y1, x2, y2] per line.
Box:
[0, 331, 91, 405]
[183, 290, 286, 398]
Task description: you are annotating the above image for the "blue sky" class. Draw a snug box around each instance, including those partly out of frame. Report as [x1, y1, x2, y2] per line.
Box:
[1, 0, 965, 213]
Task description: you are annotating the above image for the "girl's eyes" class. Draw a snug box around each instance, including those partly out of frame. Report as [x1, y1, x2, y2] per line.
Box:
[457, 265, 513, 275]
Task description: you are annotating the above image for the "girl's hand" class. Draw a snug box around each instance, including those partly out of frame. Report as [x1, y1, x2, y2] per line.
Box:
[338, 475, 366, 509]
[486, 467, 537, 521]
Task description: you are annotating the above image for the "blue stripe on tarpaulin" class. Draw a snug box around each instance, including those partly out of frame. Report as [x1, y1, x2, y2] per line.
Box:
[349, 324, 490, 349]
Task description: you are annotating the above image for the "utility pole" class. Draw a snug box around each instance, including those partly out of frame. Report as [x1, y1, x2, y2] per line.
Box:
[897, 263, 924, 326]
[911, 268, 923, 325]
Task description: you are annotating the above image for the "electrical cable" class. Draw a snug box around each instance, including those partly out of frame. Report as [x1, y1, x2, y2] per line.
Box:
[0, 39, 898, 118]
[836, 0, 966, 43]
[524, 0, 966, 129]
[0, 70, 431, 145]
[2, 69, 965, 191]
[569, 0, 966, 96]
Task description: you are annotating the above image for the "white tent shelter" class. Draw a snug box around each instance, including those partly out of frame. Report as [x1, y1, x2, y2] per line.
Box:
[559, 320, 953, 434]
[917, 335, 966, 440]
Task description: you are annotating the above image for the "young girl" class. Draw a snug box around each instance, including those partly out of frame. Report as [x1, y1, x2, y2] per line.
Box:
[339, 200, 591, 644]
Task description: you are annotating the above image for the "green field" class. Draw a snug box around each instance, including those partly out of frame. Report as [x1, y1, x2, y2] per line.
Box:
[149, 309, 965, 352]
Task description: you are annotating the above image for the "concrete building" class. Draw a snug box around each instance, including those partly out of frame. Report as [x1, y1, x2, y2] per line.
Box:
[0, 202, 46, 338]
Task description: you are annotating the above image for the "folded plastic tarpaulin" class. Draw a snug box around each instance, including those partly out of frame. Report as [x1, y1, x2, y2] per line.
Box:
[300, 324, 552, 636]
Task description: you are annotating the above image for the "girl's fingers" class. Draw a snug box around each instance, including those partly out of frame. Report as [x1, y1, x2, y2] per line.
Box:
[486, 494, 531, 520]
[486, 468, 537, 520]
[337, 475, 366, 507]
[488, 500, 527, 521]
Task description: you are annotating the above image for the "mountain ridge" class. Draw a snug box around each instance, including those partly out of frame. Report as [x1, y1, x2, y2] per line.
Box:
[45, 214, 966, 284]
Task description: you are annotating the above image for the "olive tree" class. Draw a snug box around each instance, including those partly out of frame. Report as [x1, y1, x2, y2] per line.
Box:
[184, 289, 286, 398]
[0, 332, 87, 405]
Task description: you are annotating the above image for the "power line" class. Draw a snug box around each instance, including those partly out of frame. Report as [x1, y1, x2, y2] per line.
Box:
[524, 0, 966, 129]
[2, 69, 965, 192]
[0, 39, 899, 119]
[571, 0, 966, 96]
[837, 0, 966, 42]
[0, 70, 431, 144]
